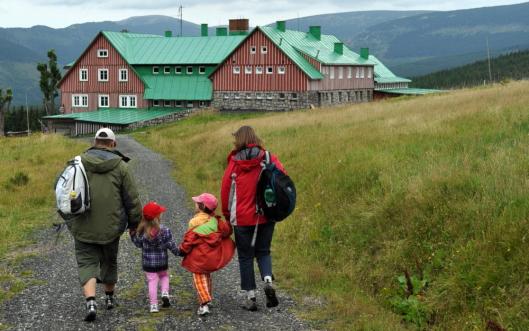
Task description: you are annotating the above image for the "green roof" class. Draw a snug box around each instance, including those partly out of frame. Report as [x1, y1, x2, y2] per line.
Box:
[142, 75, 212, 100]
[43, 108, 184, 125]
[102, 31, 246, 65]
[369, 55, 412, 84]
[375, 88, 443, 95]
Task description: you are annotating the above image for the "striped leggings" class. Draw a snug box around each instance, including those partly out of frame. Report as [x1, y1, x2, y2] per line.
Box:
[192, 273, 212, 305]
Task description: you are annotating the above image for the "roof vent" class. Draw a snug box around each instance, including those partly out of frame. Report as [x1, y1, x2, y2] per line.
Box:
[334, 42, 343, 55]
[360, 47, 369, 59]
[276, 21, 286, 32]
[309, 26, 321, 40]
[164, 30, 172, 37]
[216, 27, 228, 36]
[201, 24, 208, 37]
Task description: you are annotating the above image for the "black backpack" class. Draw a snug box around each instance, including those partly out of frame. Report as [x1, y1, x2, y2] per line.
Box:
[256, 151, 296, 222]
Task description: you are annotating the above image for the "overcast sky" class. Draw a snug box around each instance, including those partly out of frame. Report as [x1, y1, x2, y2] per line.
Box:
[0, 0, 527, 28]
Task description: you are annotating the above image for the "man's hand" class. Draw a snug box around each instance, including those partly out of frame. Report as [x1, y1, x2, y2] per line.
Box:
[129, 228, 136, 236]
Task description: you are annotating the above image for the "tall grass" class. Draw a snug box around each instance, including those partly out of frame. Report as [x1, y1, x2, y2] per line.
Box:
[0, 134, 88, 300]
[135, 82, 529, 330]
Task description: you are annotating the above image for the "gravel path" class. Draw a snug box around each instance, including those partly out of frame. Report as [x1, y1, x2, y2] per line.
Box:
[0, 135, 309, 331]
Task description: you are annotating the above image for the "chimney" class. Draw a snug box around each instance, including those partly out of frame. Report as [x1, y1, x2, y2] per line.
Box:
[309, 26, 321, 40]
[216, 27, 228, 36]
[164, 30, 172, 37]
[201, 24, 208, 37]
[334, 42, 343, 55]
[276, 20, 286, 32]
[229, 19, 249, 35]
[360, 48, 369, 59]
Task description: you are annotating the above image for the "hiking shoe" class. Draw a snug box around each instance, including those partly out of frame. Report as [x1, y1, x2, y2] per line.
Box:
[197, 304, 210, 316]
[84, 299, 97, 322]
[150, 304, 159, 313]
[105, 295, 116, 310]
[242, 297, 257, 311]
[161, 292, 171, 308]
[264, 283, 279, 308]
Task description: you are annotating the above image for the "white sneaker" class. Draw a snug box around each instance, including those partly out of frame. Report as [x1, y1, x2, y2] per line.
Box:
[150, 304, 159, 313]
[197, 304, 210, 316]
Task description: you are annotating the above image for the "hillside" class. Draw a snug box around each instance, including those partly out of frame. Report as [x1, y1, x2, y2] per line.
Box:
[134, 82, 529, 330]
[411, 50, 529, 89]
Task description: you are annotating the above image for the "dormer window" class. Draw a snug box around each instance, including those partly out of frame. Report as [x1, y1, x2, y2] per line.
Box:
[97, 49, 108, 58]
[187, 66, 193, 75]
[175, 66, 182, 74]
[250, 46, 256, 54]
[233, 66, 240, 74]
[199, 66, 206, 74]
[278, 66, 286, 75]
[245, 66, 252, 74]
[266, 66, 273, 74]
[153, 66, 159, 74]
[255, 66, 263, 75]
[164, 66, 171, 74]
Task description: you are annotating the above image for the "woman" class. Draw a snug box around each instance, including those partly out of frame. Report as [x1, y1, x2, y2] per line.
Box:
[221, 126, 286, 311]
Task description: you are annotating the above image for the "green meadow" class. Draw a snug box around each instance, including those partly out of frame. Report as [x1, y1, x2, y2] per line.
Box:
[134, 81, 529, 330]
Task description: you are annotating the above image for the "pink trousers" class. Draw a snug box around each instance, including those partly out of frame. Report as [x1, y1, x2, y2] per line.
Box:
[145, 270, 169, 304]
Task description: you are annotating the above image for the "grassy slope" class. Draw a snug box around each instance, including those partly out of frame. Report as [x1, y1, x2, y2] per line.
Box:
[0, 134, 88, 301]
[134, 82, 529, 330]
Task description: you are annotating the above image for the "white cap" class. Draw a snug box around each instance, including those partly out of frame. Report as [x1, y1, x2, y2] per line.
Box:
[94, 128, 116, 141]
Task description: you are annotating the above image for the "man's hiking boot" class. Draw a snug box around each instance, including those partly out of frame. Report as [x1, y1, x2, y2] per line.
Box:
[242, 297, 257, 311]
[161, 292, 171, 308]
[197, 303, 210, 316]
[264, 283, 279, 308]
[105, 295, 116, 310]
[84, 299, 97, 322]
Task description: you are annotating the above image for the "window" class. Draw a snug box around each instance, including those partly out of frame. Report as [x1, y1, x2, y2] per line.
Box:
[199, 101, 207, 108]
[338, 67, 343, 79]
[187, 101, 194, 108]
[245, 66, 252, 74]
[175, 66, 182, 74]
[199, 66, 206, 74]
[266, 66, 273, 74]
[347, 67, 352, 79]
[279, 93, 285, 100]
[176, 101, 183, 107]
[98, 95, 109, 108]
[367, 67, 372, 78]
[98, 69, 108, 82]
[255, 66, 263, 74]
[278, 66, 286, 75]
[256, 93, 263, 99]
[79, 69, 88, 81]
[261, 46, 268, 54]
[233, 66, 240, 74]
[164, 66, 171, 74]
[234, 93, 240, 99]
[330, 67, 335, 79]
[119, 69, 128, 82]
[355, 67, 360, 79]
[360, 67, 365, 79]
[97, 49, 108, 58]
[223, 94, 230, 99]
[291, 93, 298, 100]
[153, 66, 159, 74]
[246, 93, 253, 99]
[250, 46, 256, 54]
[72, 94, 88, 107]
[119, 95, 137, 108]
[186, 66, 193, 75]
[153, 100, 160, 107]
[164, 100, 172, 107]
[266, 94, 273, 100]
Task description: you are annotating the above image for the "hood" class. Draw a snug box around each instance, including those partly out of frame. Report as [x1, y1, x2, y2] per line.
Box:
[228, 146, 264, 172]
[81, 147, 126, 174]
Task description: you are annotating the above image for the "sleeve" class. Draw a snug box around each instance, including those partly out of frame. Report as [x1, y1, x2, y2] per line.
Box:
[221, 160, 234, 221]
[162, 228, 180, 256]
[218, 217, 233, 238]
[271, 154, 287, 175]
[120, 163, 142, 230]
[178, 230, 197, 255]
[130, 233, 143, 248]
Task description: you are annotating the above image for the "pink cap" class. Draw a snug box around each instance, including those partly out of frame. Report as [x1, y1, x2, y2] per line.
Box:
[192, 193, 218, 211]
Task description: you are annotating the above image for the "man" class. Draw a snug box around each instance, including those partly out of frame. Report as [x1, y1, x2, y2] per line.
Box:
[67, 128, 142, 321]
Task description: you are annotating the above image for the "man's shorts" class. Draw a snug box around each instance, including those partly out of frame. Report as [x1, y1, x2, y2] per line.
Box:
[74, 238, 120, 286]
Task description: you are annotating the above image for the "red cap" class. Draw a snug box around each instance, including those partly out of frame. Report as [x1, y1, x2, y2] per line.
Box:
[143, 201, 167, 221]
[192, 193, 218, 211]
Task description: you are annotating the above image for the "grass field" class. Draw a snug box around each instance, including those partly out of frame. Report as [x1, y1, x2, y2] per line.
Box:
[0, 134, 88, 301]
[134, 81, 529, 330]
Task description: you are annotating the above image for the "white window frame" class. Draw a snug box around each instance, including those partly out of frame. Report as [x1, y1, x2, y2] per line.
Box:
[119, 69, 128, 82]
[355, 67, 360, 79]
[98, 68, 109, 82]
[98, 94, 109, 108]
[245, 66, 252, 74]
[233, 66, 241, 74]
[234, 93, 241, 99]
[186, 66, 193, 75]
[223, 94, 230, 99]
[278, 66, 286, 75]
[261, 46, 268, 54]
[119, 95, 137, 108]
[164, 66, 171, 74]
[266, 66, 273, 74]
[164, 100, 172, 107]
[175, 101, 183, 107]
[97, 49, 108, 58]
[153, 100, 160, 107]
[255, 66, 263, 75]
[250, 46, 257, 54]
[330, 67, 335, 80]
[246, 93, 253, 99]
[278, 93, 285, 100]
[199, 66, 206, 75]
[347, 67, 352, 79]
[186, 101, 194, 108]
[338, 67, 343, 79]
[175, 66, 182, 74]
[72, 94, 88, 108]
[367, 67, 372, 78]
[153, 66, 159, 75]
[79, 69, 88, 82]
[291, 93, 298, 100]
[360, 67, 365, 79]
[266, 94, 273, 100]
[256, 93, 264, 99]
